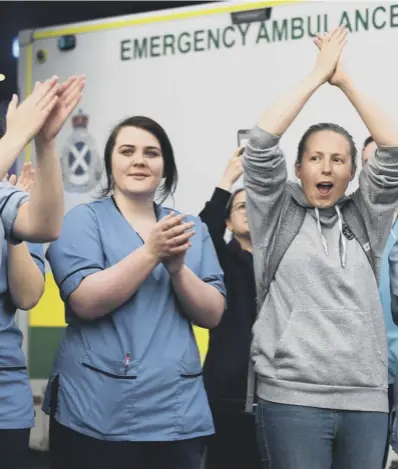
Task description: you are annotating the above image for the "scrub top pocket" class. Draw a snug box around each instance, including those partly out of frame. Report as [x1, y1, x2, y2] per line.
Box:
[176, 358, 213, 436]
[78, 349, 139, 436]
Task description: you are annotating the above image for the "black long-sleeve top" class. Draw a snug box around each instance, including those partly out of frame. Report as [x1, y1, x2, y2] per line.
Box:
[199, 187, 257, 411]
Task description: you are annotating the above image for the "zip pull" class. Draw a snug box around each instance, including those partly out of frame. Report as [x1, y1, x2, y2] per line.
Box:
[124, 353, 131, 375]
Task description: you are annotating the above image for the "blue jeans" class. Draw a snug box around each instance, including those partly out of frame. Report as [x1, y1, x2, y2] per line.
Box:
[256, 398, 388, 469]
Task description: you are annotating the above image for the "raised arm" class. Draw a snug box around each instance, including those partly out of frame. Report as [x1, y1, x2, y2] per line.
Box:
[314, 32, 398, 261]
[48, 208, 196, 320]
[349, 78, 398, 260]
[341, 82, 398, 146]
[5, 164, 44, 310]
[0, 78, 60, 180]
[244, 26, 347, 238]
[258, 71, 323, 137]
[244, 27, 347, 293]
[258, 25, 347, 136]
[12, 76, 85, 242]
[314, 32, 398, 146]
[199, 147, 244, 266]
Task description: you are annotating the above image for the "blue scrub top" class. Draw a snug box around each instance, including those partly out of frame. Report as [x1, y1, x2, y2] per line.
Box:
[0, 182, 45, 429]
[43, 197, 226, 442]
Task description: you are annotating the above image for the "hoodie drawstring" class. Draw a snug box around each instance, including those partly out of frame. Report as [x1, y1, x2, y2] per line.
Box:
[335, 205, 347, 268]
[315, 208, 329, 257]
[315, 206, 347, 268]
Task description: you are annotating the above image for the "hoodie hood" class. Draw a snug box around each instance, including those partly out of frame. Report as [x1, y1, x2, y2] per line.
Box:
[286, 181, 350, 267]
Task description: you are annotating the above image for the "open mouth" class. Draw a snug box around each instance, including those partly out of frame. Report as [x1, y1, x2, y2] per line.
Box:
[317, 182, 334, 195]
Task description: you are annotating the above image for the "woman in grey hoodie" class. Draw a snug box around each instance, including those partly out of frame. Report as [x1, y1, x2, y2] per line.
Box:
[243, 26, 398, 469]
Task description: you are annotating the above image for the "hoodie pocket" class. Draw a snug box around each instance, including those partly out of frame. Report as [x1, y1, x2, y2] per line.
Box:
[274, 309, 385, 388]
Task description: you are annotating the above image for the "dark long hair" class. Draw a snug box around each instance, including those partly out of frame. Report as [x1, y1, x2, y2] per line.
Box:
[100, 116, 178, 203]
[225, 188, 244, 219]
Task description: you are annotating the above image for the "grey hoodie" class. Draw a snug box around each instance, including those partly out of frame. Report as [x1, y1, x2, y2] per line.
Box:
[243, 125, 398, 413]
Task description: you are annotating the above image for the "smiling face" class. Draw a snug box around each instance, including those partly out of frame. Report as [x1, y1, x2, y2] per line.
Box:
[295, 130, 355, 209]
[111, 126, 164, 199]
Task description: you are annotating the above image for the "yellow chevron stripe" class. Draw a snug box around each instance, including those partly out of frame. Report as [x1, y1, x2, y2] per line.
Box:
[29, 273, 66, 327]
[33, 0, 303, 39]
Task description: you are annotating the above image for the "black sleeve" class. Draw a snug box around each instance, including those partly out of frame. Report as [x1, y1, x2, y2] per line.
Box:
[199, 187, 231, 269]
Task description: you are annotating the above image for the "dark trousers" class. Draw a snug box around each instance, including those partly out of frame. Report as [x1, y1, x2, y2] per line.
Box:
[383, 384, 395, 468]
[205, 404, 265, 469]
[0, 429, 30, 469]
[49, 418, 206, 469]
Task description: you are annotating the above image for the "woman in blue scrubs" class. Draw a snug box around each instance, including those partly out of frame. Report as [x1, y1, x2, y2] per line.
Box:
[0, 164, 46, 469]
[0, 76, 83, 469]
[44, 116, 226, 469]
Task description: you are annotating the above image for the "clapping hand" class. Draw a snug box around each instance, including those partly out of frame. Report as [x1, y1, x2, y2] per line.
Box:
[5, 75, 85, 149]
[3, 162, 36, 194]
[312, 25, 348, 86]
[144, 212, 195, 277]
[313, 27, 349, 88]
[6, 77, 59, 146]
[37, 75, 85, 143]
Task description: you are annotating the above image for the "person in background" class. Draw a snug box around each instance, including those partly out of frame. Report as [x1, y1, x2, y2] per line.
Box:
[0, 76, 84, 469]
[0, 163, 46, 469]
[363, 135, 398, 468]
[199, 147, 264, 469]
[43, 115, 226, 469]
[244, 26, 398, 469]
[362, 136, 378, 167]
